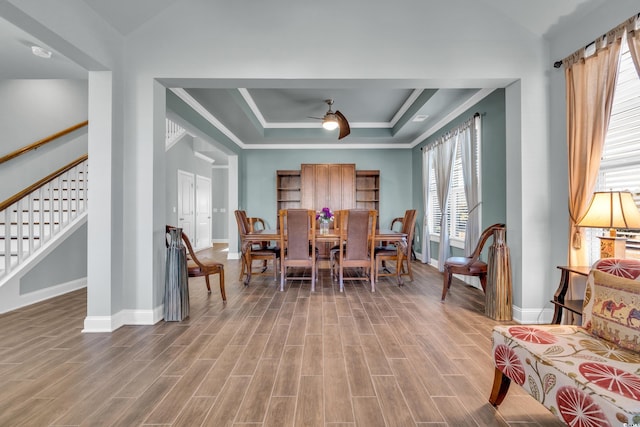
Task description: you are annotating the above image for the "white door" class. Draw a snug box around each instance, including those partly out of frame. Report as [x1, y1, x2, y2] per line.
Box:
[195, 175, 212, 249]
[177, 170, 195, 241]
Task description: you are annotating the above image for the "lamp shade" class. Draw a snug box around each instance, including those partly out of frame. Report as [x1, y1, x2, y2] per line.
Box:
[577, 191, 640, 230]
[322, 116, 339, 130]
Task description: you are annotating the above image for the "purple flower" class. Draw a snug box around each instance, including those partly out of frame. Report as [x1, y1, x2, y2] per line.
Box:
[316, 207, 333, 221]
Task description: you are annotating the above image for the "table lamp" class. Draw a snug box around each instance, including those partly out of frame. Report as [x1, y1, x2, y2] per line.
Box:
[577, 191, 640, 258]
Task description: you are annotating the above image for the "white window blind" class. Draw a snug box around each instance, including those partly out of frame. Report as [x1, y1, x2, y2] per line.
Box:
[591, 36, 640, 259]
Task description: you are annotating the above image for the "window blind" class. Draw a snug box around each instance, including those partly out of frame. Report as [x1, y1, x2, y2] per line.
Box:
[594, 36, 640, 257]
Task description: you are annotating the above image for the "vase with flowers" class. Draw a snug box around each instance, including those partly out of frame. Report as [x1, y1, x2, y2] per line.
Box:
[316, 207, 333, 234]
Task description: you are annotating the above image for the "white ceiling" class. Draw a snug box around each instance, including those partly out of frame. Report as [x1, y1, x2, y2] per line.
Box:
[0, 0, 607, 165]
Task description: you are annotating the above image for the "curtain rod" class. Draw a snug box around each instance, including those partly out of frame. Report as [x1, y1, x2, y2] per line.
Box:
[553, 12, 640, 68]
[420, 112, 480, 151]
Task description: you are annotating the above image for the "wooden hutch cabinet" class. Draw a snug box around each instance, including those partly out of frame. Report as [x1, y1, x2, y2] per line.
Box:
[300, 163, 355, 211]
[276, 164, 379, 213]
[276, 164, 380, 259]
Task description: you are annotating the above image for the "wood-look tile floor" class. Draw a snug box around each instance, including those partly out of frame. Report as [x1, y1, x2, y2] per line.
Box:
[0, 245, 563, 427]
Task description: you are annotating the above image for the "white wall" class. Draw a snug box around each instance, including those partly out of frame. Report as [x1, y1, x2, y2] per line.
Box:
[0, 79, 89, 314]
[2, 0, 129, 330]
[0, 79, 88, 201]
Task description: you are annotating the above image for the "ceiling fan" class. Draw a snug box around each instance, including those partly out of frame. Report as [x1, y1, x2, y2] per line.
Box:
[310, 99, 351, 140]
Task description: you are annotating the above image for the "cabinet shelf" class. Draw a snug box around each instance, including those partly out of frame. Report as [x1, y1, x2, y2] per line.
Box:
[276, 170, 303, 211]
[355, 170, 380, 211]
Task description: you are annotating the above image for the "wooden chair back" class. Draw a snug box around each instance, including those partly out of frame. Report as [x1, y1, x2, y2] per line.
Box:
[278, 209, 317, 291]
[166, 225, 225, 301]
[441, 223, 505, 301]
[336, 209, 377, 292]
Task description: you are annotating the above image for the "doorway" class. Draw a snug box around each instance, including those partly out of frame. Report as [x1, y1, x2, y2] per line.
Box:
[195, 175, 212, 249]
[177, 169, 195, 241]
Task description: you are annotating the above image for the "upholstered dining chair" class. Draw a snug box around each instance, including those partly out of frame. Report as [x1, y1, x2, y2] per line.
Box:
[441, 223, 505, 301]
[165, 225, 226, 301]
[374, 209, 417, 283]
[234, 210, 280, 284]
[334, 209, 377, 292]
[278, 209, 317, 291]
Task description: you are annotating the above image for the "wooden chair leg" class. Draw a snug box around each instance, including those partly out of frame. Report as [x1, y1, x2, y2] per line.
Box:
[370, 265, 375, 292]
[480, 273, 487, 293]
[238, 253, 247, 281]
[218, 269, 226, 302]
[441, 269, 452, 301]
[404, 256, 413, 281]
[489, 367, 511, 407]
[204, 275, 212, 293]
[271, 255, 277, 282]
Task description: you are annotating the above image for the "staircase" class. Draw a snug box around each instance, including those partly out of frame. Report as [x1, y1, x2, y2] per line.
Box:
[0, 156, 88, 280]
[1, 119, 179, 281]
[166, 117, 186, 149]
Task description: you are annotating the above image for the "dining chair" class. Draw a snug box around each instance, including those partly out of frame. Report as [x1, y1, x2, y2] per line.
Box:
[375, 209, 417, 283]
[390, 215, 417, 260]
[329, 209, 347, 277]
[441, 223, 505, 301]
[334, 209, 377, 292]
[165, 225, 226, 301]
[234, 210, 280, 284]
[247, 216, 271, 270]
[278, 209, 317, 291]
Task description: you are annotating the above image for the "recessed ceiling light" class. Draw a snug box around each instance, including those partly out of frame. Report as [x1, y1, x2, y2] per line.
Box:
[412, 114, 429, 122]
[31, 45, 52, 59]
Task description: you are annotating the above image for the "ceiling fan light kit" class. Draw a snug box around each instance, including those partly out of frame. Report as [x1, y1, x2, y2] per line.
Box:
[313, 99, 351, 140]
[322, 115, 339, 130]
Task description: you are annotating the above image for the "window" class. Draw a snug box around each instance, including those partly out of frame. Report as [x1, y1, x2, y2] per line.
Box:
[588, 36, 640, 261]
[427, 120, 480, 247]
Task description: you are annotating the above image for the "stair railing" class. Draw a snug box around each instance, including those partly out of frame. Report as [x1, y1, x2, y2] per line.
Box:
[1, 156, 88, 280]
[166, 118, 187, 149]
[0, 121, 88, 165]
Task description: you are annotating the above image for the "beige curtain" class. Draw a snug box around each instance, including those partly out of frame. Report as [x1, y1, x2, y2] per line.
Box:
[628, 16, 640, 77]
[565, 26, 624, 267]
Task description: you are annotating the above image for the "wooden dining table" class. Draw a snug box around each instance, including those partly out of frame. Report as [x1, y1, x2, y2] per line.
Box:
[241, 229, 408, 286]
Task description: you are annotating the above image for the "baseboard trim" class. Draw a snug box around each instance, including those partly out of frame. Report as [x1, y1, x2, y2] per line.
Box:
[83, 305, 164, 332]
[0, 278, 87, 315]
[513, 306, 554, 324]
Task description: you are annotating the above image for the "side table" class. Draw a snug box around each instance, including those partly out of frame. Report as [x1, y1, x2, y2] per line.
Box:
[550, 265, 591, 324]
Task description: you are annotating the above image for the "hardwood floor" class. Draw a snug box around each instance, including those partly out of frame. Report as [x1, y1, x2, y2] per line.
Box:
[0, 244, 563, 427]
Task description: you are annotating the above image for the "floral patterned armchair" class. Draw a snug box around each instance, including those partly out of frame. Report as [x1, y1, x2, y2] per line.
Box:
[490, 258, 640, 426]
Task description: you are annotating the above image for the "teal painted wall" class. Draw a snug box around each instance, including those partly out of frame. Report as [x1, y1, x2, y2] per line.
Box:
[412, 89, 507, 261]
[242, 149, 413, 230]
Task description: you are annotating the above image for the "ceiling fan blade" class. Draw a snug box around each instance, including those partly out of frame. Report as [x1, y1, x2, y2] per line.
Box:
[335, 110, 350, 140]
